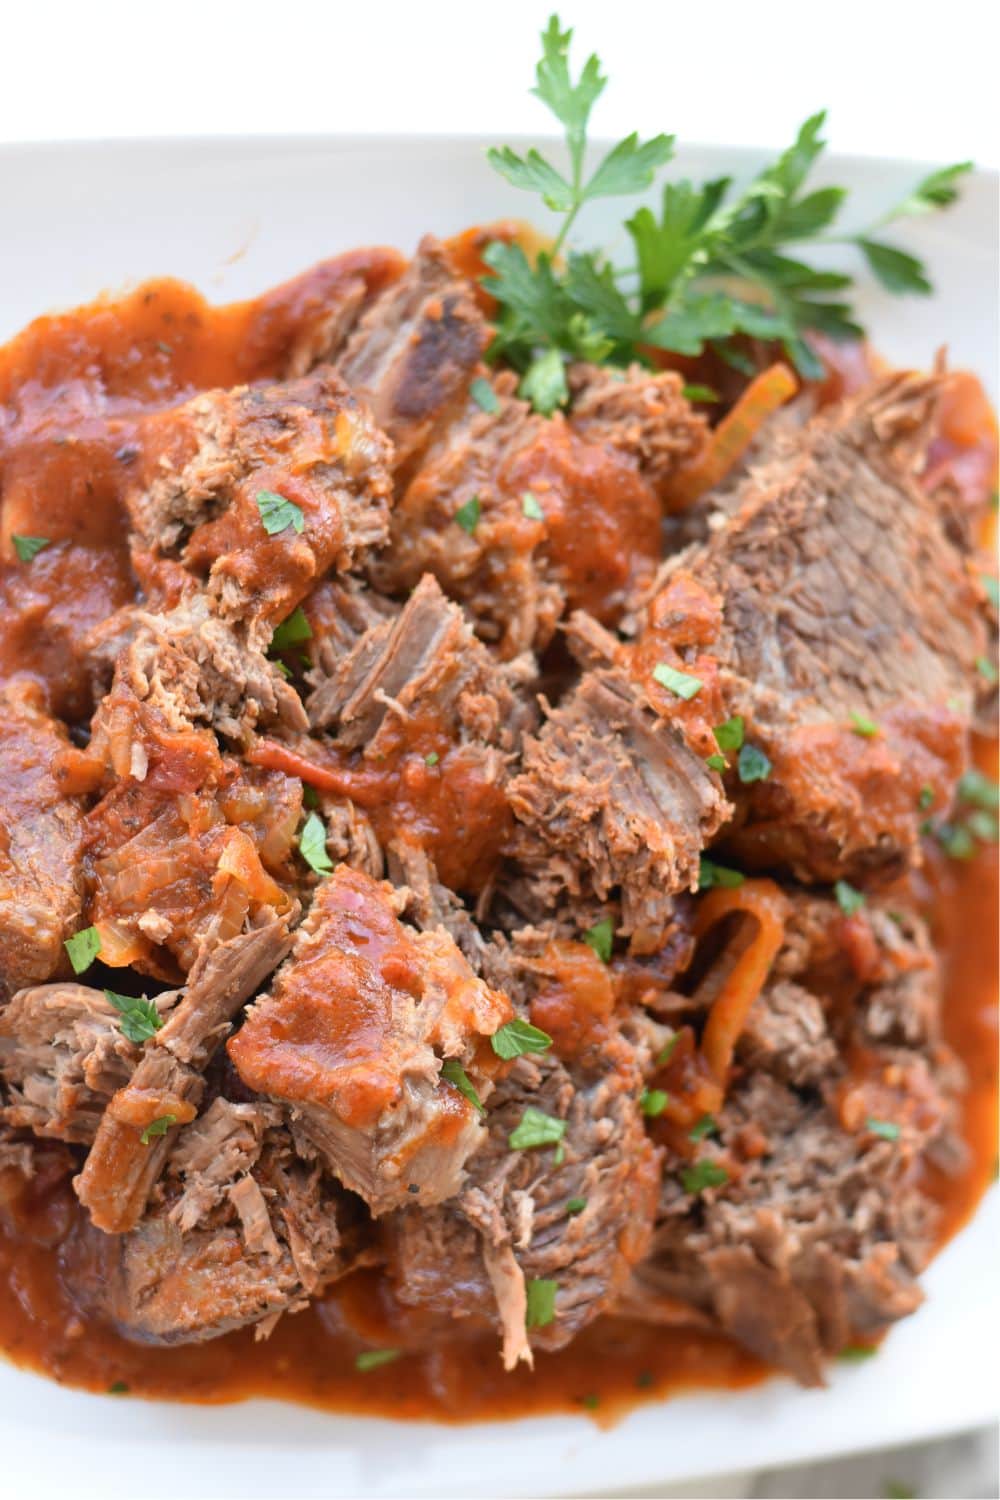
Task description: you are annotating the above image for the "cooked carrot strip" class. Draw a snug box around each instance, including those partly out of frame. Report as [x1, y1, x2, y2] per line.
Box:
[665, 363, 798, 510]
[246, 738, 378, 798]
[694, 878, 790, 1086]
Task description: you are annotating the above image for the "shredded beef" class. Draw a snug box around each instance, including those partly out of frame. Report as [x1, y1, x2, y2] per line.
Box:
[0, 680, 85, 997]
[567, 362, 709, 497]
[228, 866, 512, 1216]
[126, 368, 393, 638]
[667, 372, 990, 881]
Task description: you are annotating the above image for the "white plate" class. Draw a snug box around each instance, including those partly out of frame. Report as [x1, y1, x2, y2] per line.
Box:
[0, 136, 997, 1500]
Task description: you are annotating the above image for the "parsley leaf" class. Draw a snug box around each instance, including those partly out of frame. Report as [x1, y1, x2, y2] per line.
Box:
[958, 770, 1000, 811]
[454, 495, 482, 534]
[839, 1344, 878, 1363]
[298, 811, 332, 876]
[737, 743, 772, 783]
[140, 1114, 176, 1145]
[424, 751, 439, 766]
[440, 1058, 486, 1116]
[525, 1277, 558, 1328]
[484, 19, 969, 386]
[12, 535, 50, 563]
[705, 753, 728, 772]
[491, 1018, 554, 1060]
[582, 916, 614, 962]
[850, 710, 880, 738]
[64, 925, 101, 975]
[256, 489, 305, 537]
[509, 1106, 567, 1151]
[681, 1160, 729, 1194]
[689, 1114, 718, 1142]
[355, 1349, 401, 1372]
[640, 1089, 668, 1118]
[713, 716, 745, 751]
[469, 376, 500, 413]
[866, 1117, 901, 1142]
[521, 491, 545, 520]
[698, 858, 745, 891]
[270, 606, 312, 652]
[834, 879, 865, 917]
[565, 1196, 587, 1215]
[652, 661, 703, 700]
[105, 990, 162, 1045]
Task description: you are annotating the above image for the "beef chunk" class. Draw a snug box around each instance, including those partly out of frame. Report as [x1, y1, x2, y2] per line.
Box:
[0, 984, 148, 1142]
[509, 665, 729, 953]
[126, 368, 393, 637]
[336, 235, 489, 477]
[385, 1020, 659, 1368]
[624, 885, 963, 1384]
[227, 866, 513, 1216]
[670, 372, 989, 881]
[568, 362, 708, 497]
[0, 680, 85, 996]
[75, 910, 292, 1233]
[72, 1099, 366, 1343]
[304, 572, 534, 893]
[376, 372, 664, 657]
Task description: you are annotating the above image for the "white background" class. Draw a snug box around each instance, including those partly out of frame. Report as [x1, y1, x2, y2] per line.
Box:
[3, 0, 998, 166]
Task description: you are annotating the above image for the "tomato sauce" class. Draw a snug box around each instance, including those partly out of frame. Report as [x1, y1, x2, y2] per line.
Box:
[0, 260, 995, 1422]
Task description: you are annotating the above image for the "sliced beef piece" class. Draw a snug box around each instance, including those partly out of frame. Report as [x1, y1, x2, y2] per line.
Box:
[228, 866, 513, 1216]
[303, 572, 535, 894]
[70, 1099, 368, 1344]
[385, 1019, 659, 1369]
[375, 371, 665, 657]
[567, 362, 709, 497]
[335, 235, 489, 478]
[0, 680, 85, 997]
[126, 367, 393, 638]
[0, 983, 151, 1142]
[508, 664, 730, 953]
[75, 909, 292, 1234]
[667, 372, 990, 881]
[303, 575, 397, 677]
[623, 885, 963, 1385]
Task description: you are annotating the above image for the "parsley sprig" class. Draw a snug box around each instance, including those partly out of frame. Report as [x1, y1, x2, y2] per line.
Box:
[485, 15, 972, 406]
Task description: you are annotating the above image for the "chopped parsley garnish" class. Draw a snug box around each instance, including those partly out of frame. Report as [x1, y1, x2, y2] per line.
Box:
[483, 16, 969, 405]
[982, 574, 1000, 609]
[976, 655, 998, 685]
[689, 1114, 718, 1142]
[705, 753, 728, 772]
[712, 716, 744, 751]
[469, 376, 500, 413]
[302, 784, 320, 809]
[107, 1380, 130, 1395]
[582, 916, 614, 962]
[640, 1089, 668, 1118]
[440, 1058, 486, 1116]
[839, 1344, 878, 1362]
[968, 809, 999, 843]
[272, 659, 293, 680]
[737, 742, 772, 783]
[681, 1159, 729, 1194]
[918, 784, 934, 811]
[698, 857, 745, 890]
[849, 710, 879, 738]
[934, 821, 977, 860]
[491, 1017, 553, 1059]
[521, 490, 545, 520]
[105, 990, 162, 1045]
[64, 925, 101, 975]
[424, 751, 440, 766]
[866, 1117, 901, 1141]
[656, 1034, 679, 1067]
[525, 1277, 558, 1328]
[140, 1114, 177, 1145]
[270, 606, 312, 652]
[509, 1105, 567, 1151]
[580, 1392, 600, 1410]
[681, 384, 718, 403]
[12, 534, 50, 563]
[834, 879, 865, 917]
[565, 1196, 587, 1215]
[355, 1349, 401, 1372]
[298, 811, 333, 875]
[454, 495, 482, 534]
[958, 769, 1000, 811]
[652, 661, 702, 700]
[256, 489, 305, 536]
